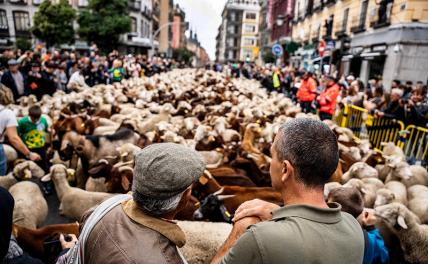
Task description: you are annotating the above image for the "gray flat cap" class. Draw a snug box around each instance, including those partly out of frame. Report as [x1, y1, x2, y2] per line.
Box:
[7, 59, 18, 65]
[132, 143, 205, 199]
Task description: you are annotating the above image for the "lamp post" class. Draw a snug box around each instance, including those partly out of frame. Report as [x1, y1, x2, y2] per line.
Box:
[150, 21, 189, 58]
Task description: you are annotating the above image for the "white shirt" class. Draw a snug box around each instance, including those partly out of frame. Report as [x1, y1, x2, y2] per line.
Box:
[0, 105, 18, 143]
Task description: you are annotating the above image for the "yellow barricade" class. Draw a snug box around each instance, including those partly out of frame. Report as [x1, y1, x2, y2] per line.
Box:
[365, 115, 405, 151]
[342, 105, 368, 138]
[402, 125, 428, 168]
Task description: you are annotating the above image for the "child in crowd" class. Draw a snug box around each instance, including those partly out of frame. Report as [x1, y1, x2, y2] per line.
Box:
[109, 59, 125, 83]
[17, 105, 50, 172]
[328, 187, 389, 264]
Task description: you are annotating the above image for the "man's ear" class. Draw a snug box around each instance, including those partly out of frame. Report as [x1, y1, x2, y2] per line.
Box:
[281, 160, 293, 183]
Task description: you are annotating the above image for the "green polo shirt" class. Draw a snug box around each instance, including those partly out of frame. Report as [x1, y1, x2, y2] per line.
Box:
[220, 203, 364, 264]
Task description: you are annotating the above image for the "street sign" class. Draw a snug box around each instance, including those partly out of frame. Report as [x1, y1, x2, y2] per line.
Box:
[326, 40, 335, 50]
[272, 44, 283, 57]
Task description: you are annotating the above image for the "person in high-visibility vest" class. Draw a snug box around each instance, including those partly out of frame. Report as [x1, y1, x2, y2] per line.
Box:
[318, 75, 340, 121]
[272, 67, 281, 91]
[296, 70, 317, 113]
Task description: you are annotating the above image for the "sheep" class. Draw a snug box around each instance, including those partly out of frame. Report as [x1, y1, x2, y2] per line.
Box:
[43, 164, 114, 220]
[0, 160, 45, 189]
[9, 181, 48, 229]
[385, 162, 428, 188]
[374, 181, 407, 208]
[324, 182, 342, 199]
[407, 185, 428, 224]
[375, 203, 428, 264]
[85, 177, 108, 192]
[381, 142, 406, 161]
[341, 162, 379, 184]
[3, 144, 18, 164]
[343, 178, 379, 208]
[178, 221, 232, 264]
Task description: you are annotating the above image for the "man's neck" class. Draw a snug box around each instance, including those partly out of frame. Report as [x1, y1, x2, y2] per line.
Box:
[283, 185, 328, 209]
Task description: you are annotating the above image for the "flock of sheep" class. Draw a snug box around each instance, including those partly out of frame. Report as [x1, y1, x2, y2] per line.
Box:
[1, 69, 428, 264]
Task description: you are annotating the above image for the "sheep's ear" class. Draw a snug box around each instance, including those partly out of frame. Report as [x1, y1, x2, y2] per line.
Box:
[361, 188, 368, 195]
[217, 194, 236, 201]
[121, 176, 130, 191]
[41, 174, 51, 182]
[391, 193, 396, 200]
[397, 215, 408, 229]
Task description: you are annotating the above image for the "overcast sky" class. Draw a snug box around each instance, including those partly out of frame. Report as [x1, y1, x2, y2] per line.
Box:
[174, 0, 227, 60]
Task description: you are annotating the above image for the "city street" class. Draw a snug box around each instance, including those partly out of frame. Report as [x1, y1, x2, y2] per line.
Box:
[0, 1, 427, 264]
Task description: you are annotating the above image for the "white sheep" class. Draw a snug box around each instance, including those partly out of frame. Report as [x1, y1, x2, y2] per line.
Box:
[43, 164, 114, 220]
[341, 162, 379, 184]
[178, 221, 232, 264]
[385, 162, 428, 188]
[324, 182, 342, 199]
[375, 203, 428, 264]
[9, 181, 48, 229]
[0, 161, 45, 189]
[343, 178, 379, 208]
[374, 181, 407, 208]
[407, 185, 428, 224]
[3, 144, 18, 164]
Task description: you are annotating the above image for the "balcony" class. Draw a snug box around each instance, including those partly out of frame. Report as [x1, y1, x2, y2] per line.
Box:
[128, 0, 141, 11]
[369, 5, 392, 29]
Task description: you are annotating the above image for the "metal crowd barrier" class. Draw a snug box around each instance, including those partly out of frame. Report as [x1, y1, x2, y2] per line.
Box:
[333, 104, 426, 167]
[401, 125, 428, 167]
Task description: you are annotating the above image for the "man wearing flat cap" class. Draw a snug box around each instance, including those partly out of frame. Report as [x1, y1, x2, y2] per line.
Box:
[1, 59, 28, 101]
[57, 143, 205, 264]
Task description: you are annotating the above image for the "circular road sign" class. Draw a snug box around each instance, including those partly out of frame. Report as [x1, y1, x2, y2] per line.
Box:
[272, 44, 283, 57]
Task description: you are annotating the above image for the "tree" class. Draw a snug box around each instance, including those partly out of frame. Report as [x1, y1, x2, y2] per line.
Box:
[263, 51, 276, 64]
[172, 48, 195, 64]
[15, 38, 32, 51]
[78, 0, 131, 53]
[31, 0, 76, 48]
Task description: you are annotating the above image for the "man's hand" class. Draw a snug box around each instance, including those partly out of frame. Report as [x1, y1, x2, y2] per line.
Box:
[359, 208, 377, 227]
[59, 234, 78, 250]
[28, 152, 41, 161]
[233, 199, 280, 223]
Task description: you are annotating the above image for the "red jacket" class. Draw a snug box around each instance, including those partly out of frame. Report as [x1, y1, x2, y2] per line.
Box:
[318, 83, 340, 115]
[297, 77, 317, 102]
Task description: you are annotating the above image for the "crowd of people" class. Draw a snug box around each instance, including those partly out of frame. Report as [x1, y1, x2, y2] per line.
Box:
[211, 63, 428, 127]
[0, 48, 188, 102]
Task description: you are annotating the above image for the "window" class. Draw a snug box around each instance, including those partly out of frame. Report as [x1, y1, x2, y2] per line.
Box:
[243, 37, 256, 46]
[9, 0, 28, 4]
[131, 17, 137, 33]
[230, 12, 236, 22]
[359, 0, 368, 28]
[0, 10, 8, 30]
[78, 0, 88, 7]
[227, 25, 235, 34]
[342, 8, 349, 32]
[244, 24, 256, 33]
[245, 12, 256, 20]
[13, 11, 30, 31]
[227, 38, 234, 47]
[141, 20, 150, 38]
[228, 50, 234, 60]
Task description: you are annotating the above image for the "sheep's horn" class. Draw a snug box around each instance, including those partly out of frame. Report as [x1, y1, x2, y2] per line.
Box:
[213, 187, 224, 196]
[217, 194, 235, 201]
[118, 166, 134, 173]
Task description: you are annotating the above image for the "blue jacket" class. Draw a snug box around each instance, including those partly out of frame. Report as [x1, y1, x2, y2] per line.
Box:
[363, 227, 389, 264]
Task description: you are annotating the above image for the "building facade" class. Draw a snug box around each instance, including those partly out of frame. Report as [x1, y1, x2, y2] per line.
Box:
[215, 0, 261, 63]
[171, 3, 186, 49]
[289, 0, 428, 88]
[158, 0, 173, 55]
[0, 0, 154, 54]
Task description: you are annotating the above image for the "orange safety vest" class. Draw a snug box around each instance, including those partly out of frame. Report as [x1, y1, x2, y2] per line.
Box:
[297, 77, 317, 102]
[318, 83, 340, 115]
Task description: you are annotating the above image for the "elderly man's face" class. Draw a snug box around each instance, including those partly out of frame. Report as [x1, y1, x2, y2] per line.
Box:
[9, 64, 19, 73]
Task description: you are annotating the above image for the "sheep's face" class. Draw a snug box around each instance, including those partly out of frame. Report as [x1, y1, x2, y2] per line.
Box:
[350, 163, 378, 178]
[374, 203, 408, 229]
[392, 162, 412, 180]
[374, 189, 394, 208]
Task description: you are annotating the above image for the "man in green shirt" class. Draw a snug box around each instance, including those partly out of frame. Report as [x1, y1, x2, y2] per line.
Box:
[211, 119, 364, 264]
[18, 105, 49, 171]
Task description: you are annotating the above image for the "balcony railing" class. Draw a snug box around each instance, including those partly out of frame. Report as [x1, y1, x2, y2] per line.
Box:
[8, 0, 28, 5]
